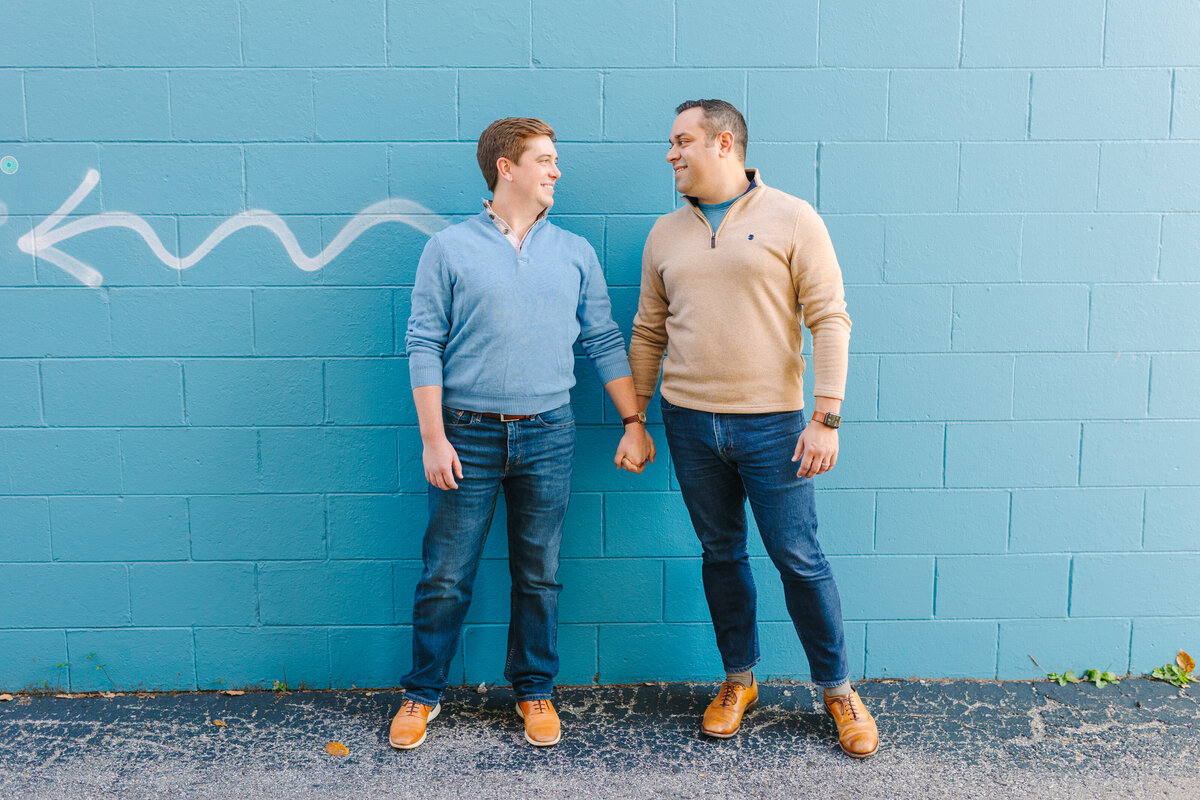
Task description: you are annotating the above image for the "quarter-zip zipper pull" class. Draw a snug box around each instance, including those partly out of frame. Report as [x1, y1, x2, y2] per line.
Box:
[710, 232, 716, 249]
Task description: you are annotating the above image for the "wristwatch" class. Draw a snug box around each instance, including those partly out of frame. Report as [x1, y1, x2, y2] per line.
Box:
[622, 411, 647, 426]
[812, 410, 841, 429]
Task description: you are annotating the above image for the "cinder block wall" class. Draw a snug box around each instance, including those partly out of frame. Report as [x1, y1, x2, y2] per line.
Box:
[1, 0, 1198, 692]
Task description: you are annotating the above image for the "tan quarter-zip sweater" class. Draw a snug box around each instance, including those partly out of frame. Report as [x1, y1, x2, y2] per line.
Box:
[628, 169, 851, 413]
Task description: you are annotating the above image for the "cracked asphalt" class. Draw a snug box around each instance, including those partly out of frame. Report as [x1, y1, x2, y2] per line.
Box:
[1, 679, 1196, 799]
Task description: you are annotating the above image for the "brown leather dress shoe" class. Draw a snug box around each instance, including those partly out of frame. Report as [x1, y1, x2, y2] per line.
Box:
[701, 680, 758, 738]
[823, 689, 879, 758]
[389, 698, 440, 750]
[516, 699, 561, 746]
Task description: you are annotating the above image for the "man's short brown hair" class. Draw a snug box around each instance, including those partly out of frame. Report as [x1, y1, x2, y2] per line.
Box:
[675, 99, 748, 161]
[476, 117, 557, 192]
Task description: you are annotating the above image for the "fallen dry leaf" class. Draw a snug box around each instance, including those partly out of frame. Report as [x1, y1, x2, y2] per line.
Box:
[1179, 650, 1195, 674]
[219, 690, 245, 696]
[213, 719, 228, 727]
[0, 694, 13, 702]
[325, 741, 349, 756]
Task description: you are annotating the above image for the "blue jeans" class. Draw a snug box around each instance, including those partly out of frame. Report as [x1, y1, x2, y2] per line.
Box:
[661, 398, 849, 687]
[399, 403, 575, 706]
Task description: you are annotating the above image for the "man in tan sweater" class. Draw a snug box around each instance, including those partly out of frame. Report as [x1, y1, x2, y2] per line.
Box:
[628, 99, 878, 758]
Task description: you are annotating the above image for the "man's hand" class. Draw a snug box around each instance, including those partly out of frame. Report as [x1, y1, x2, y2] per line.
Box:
[423, 435, 463, 490]
[614, 425, 656, 473]
[792, 422, 838, 479]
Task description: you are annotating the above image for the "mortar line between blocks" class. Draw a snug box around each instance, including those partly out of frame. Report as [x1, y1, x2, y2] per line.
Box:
[20, 70, 29, 139]
[954, 143, 962, 212]
[599, 71, 606, 141]
[36, 360, 47, 426]
[1139, 488, 1147, 549]
[236, 0, 245, 66]
[192, 627, 200, 690]
[815, 0, 821, 64]
[179, 361, 188, 425]
[870, 490, 878, 552]
[1168, 69, 1177, 138]
[931, 557, 939, 620]
[1005, 490, 1014, 553]
[1144, 349, 1154, 417]
[320, 360, 328, 424]
[166, 69, 174, 140]
[957, 0, 965, 68]
[1154, 213, 1165, 281]
[89, 2, 98, 67]
[1076, 422, 1084, 487]
[672, 0, 677, 64]
[326, 629, 333, 689]
[64, 628, 74, 692]
[1100, 0, 1110, 66]
[46, 494, 56, 561]
[1066, 556, 1075, 617]
[1125, 621, 1134, 675]
[117, 428, 126, 495]
[883, 70, 891, 139]
[186, 496, 194, 560]
[1025, 72, 1033, 140]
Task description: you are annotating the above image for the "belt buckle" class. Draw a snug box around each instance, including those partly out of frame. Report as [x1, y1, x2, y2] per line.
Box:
[499, 413, 521, 422]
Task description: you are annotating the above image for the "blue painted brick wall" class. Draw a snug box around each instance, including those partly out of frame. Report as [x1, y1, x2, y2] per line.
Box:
[1, 1, 1197, 692]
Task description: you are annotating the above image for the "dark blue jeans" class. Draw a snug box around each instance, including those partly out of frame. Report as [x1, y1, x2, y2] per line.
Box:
[661, 398, 849, 687]
[399, 403, 575, 706]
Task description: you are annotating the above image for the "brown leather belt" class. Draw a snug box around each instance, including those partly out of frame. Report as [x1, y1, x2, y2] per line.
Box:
[477, 412, 536, 421]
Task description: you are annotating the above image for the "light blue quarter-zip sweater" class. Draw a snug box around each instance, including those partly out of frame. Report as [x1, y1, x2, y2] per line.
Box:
[405, 210, 631, 415]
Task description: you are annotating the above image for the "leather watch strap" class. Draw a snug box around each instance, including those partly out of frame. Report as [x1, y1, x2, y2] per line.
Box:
[812, 410, 842, 429]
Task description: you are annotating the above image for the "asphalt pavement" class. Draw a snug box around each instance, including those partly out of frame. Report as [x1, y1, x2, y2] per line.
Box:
[2, 678, 1197, 799]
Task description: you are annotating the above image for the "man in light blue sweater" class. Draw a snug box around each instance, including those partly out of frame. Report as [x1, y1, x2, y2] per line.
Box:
[390, 117, 654, 750]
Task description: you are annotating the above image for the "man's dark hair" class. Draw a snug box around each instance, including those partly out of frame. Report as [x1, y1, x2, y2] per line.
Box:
[476, 117, 557, 192]
[675, 99, 748, 161]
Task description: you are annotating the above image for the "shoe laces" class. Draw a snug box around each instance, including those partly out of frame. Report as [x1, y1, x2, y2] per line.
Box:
[401, 699, 425, 717]
[529, 698, 551, 715]
[717, 682, 741, 708]
[831, 693, 860, 721]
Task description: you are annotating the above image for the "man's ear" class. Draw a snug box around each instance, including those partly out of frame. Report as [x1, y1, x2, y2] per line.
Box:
[717, 131, 736, 158]
[496, 157, 515, 183]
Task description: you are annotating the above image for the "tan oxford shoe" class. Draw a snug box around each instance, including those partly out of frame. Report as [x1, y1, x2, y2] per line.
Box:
[389, 698, 440, 750]
[516, 698, 561, 746]
[823, 689, 879, 758]
[701, 679, 758, 738]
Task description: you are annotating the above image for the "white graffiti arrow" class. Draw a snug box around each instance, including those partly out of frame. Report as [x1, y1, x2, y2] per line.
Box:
[16, 169, 450, 288]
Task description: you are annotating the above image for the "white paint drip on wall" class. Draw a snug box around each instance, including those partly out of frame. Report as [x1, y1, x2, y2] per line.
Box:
[16, 170, 450, 288]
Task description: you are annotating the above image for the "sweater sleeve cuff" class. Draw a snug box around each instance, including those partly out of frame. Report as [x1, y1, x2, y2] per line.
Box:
[408, 354, 444, 389]
[591, 350, 633, 385]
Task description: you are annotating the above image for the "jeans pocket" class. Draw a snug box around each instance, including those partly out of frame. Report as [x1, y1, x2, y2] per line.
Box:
[442, 406, 474, 427]
[535, 403, 575, 428]
[660, 396, 678, 413]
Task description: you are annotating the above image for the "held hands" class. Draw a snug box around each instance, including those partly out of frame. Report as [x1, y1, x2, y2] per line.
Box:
[792, 422, 838, 479]
[614, 425, 656, 474]
[424, 435, 463, 490]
